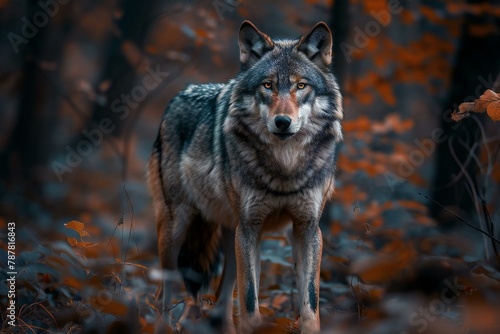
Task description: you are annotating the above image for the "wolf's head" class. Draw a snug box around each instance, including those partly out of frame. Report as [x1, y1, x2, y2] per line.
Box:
[227, 20, 342, 143]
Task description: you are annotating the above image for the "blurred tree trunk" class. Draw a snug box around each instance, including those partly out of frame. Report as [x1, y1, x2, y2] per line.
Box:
[86, 0, 161, 138]
[322, 0, 349, 226]
[80, 0, 189, 182]
[331, 0, 349, 93]
[431, 0, 500, 225]
[0, 1, 68, 193]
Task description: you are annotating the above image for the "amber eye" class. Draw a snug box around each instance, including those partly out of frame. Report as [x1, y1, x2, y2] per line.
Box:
[297, 82, 306, 90]
[263, 82, 272, 89]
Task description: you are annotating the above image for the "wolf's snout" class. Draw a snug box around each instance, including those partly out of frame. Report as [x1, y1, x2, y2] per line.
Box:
[274, 115, 292, 131]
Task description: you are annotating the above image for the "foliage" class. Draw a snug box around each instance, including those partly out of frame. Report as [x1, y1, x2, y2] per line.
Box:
[452, 89, 500, 121]
[1, 211, 500, 333]
[0, 220, 159, 333]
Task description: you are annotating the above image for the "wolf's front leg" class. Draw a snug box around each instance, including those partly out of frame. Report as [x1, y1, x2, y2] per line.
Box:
[293, 222, 322, 334]
[235, 222, 262, 333]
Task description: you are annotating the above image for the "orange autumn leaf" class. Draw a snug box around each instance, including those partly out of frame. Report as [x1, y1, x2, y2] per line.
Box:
[65, 220, 90, 238]
[400, 9, 415, 24]
[237, 5, 250, 18]
[377, 81, 396, 105]
[363, 0, 388, 13]
[195, 29, 209, 39]
[452, 89, 500, 122]
[342, 116, 371, 132]
[459, 102, 475, 113]
[67, 236, 79, 247]
[487, 100, 500, 121]
[271, 294, 288, 309]
[330, 222, 343, 235]
[90, 297, 128, 317]
[351, 242, 415, 283]
[397, 200, 427, 213]
[121, 40, 146, 69]
[351, 254, 406, 284]
[451, 102, 473, 121]
[371, 217, 384, 228]
[67, 238, 98, 248]
[274, 317, 299, 332]
[468, 23, 498, 37]
[259, 305, 275, 317]
[368, 287, 390, 301]
[473, 89, 498, 112]
[464, 303, 500, 333]
[63, 276, 83, 290]
[372, 113, 414, 134]
[421, 5, 442, 24]
[65, 221, 97, 248]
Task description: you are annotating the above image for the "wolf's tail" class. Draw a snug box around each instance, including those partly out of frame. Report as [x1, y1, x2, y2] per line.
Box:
[178, 215, 221, 296]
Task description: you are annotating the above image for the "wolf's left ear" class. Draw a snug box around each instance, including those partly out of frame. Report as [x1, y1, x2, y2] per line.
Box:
[239, 20, 274, 68]
[297, 22, 333, 69]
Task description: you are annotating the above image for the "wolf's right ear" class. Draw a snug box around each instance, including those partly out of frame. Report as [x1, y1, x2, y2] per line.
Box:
[297, 22, 333, 70]
[238, 21, 274, 68]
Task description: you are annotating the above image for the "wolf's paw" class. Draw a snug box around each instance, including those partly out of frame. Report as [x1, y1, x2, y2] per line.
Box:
[238, 314, 263, 334]
[299, 314, 320, 334]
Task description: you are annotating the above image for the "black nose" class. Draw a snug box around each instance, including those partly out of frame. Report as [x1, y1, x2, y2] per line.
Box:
[274, 115, 292, 131]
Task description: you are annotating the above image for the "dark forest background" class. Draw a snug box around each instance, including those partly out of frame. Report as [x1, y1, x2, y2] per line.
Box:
[1, 0, 500, 333]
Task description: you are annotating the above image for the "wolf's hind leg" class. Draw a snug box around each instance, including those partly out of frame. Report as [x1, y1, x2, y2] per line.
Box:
[158, 204, 193, 326]
[212, 226, 237, 333]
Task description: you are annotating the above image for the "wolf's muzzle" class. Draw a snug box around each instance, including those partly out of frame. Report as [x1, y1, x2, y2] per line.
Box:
[272, 115, 294, 140]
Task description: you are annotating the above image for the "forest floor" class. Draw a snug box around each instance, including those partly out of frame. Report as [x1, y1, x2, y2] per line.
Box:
[1, 174, 500, 334]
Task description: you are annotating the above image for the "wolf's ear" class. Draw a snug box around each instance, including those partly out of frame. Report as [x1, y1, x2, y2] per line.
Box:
[239, 21, 274, 68]
[297, 22, 333, 69]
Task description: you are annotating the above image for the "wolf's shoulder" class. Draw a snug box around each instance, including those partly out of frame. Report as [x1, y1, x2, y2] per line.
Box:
[177, 83, 226, 102]
[165, 83, 226, 113]
[162, 82, 229, 123]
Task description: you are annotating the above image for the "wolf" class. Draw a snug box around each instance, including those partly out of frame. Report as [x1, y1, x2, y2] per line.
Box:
[148, 20, 343, 333]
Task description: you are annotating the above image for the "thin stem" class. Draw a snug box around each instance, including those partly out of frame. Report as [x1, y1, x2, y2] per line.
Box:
[419, 192, 500, 245]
